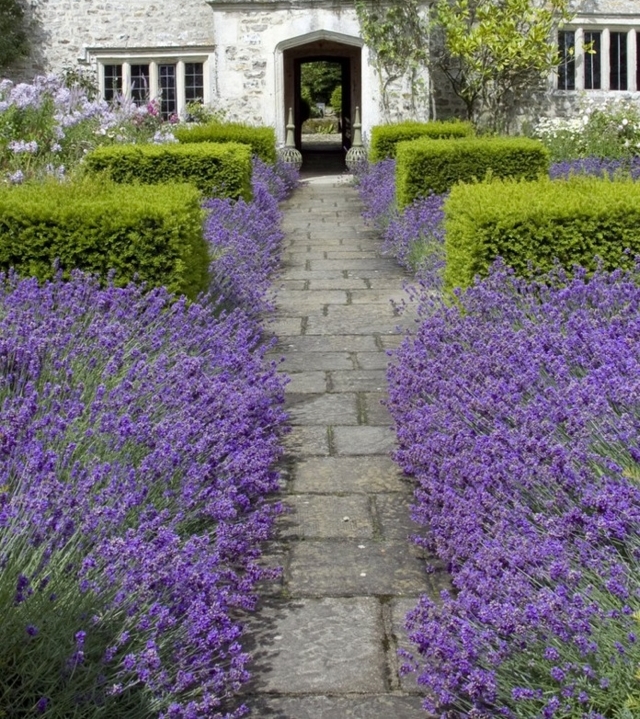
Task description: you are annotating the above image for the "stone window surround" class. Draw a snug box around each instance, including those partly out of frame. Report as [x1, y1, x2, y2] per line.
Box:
[556, 18, 640, 92]
[84, 46, 215, 117]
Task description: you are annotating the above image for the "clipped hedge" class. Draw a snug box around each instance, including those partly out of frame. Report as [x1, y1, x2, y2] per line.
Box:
[444, 175, 640, 291]
[84, 142, 252, 200]
[174, 122, 277, 164]
[369, 120, 474, 162]
[396, 136, 549, 206]
[0, 178, 209, 299]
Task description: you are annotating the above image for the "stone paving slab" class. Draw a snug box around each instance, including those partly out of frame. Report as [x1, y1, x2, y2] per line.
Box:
[282, 269, 347, 280]
[330, 369, 388, 392]
[275, 291, 348, 312]
[356, 352, 391, 370]
[275, 335, 378, 353]
[265, 317, 303, 336]
[286, 393, 359, 425]
[293, 456, 409, 494]
[278, 494, 373, 539]
[284, 426, 330, 456]
[333, 425, 395, 456]
[277, 352, 353, 372]
[312, 259, 406, 271]
[275, 279, 307, 291]
[306, 277, 369, 290]
[245, 598, 387, 694]
[248, 694, 427, 718]
[288, 541, 430, 597]
[350, 288, 415, 304]
[284, 371, 328, 394]
[375, 493, 422, 541]
[306, 314, 402, 336]
[361, 392, 394, 426]
[325, 250, 380, 259]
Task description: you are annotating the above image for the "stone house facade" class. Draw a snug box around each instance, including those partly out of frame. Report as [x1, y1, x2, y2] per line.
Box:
[6, 0, 640, 144]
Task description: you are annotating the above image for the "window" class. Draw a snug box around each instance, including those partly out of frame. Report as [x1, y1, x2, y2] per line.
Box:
[103, 64, 122, 101]
[159, 64, 177, 119]
[610, 31, 628, 90]
[185, 62, 204, 104]
[558, 30, 575, 90]
[584, 31, 601, 90]
[556, 27, 640, 92]
[94, 52, 210, 118]
[130, 64, 150, 104]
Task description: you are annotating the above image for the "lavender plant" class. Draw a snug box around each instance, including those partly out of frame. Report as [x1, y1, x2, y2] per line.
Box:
[0, 270, 287, 718]
[387, 261, 640, 717]
[354, 159, 445, 275]
[203, 158, 298, 315]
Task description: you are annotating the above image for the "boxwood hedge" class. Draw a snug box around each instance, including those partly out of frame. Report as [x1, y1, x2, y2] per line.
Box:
[369, 120, 474, 162]
[174, 122, 277, 164]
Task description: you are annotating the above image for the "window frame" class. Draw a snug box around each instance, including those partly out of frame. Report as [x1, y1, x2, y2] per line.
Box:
[555, 22, 639, 93]
[87, 47, 214, 118]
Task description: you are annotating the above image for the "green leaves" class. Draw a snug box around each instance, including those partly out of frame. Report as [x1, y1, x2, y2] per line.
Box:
[433, 0, 572, 130]
[0, 178, 209, 298]
[0, 0, 28, 71]
[444, 175, 640, 291]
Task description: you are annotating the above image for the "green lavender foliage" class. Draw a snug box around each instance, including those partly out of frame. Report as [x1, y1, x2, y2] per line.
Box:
[84, 141, 252, 201]
[369, 120, 474, 162]
[174, 122, 277, 164]
[444, 175, 640, 292]
[0, 178, 209, 298]
[396, 135, 549, 204]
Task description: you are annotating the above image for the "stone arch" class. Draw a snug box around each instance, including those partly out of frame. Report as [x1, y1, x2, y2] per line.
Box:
[275, 30, 364, 149]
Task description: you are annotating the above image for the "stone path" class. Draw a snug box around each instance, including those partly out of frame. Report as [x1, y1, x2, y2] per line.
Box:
[243, 175, 447, 718]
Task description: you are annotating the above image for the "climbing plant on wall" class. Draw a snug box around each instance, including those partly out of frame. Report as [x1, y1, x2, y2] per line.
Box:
[354, 0, 430, 121]
[356, 0, 572, 132]
[431, 0, 572, 131]
[0, 0, 29, 71]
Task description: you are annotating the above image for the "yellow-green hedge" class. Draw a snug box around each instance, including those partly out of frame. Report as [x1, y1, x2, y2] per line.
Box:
[85, 142, 252, 200]
[0, 179, 209, 299]
[369, 120, 474, 162]
[445, 176, 640, 292]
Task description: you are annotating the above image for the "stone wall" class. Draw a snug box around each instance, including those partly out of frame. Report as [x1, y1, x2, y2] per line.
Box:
[8, 0, 216, 82]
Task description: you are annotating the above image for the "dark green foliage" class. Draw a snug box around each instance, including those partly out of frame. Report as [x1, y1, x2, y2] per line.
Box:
[444, 176, 640, 291]
[84, 142, 252, 201]
[174, 122, 277, 164]
[0, 179, 209, 299]
[396, 136, 549, 205]
[0, 0, 28, 70]
[369, 120, 474, 162]
[301, 61, 342, 104]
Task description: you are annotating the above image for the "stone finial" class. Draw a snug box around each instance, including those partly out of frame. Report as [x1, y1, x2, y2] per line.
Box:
[278, 106, 303, 170]
[345, 106, 367, 171]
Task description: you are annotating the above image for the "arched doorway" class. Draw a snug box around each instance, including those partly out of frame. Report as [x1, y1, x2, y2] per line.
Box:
[276, 31, 363, 155]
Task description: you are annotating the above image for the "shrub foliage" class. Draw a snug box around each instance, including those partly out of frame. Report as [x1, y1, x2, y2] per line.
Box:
[396, 135, 549, 205]
[84, 141, 252, 200]
[444, 175, 640, 291]
[0, 178, 209, 298]
[174, 122, 277, 164]
[369, 120, 474, 162]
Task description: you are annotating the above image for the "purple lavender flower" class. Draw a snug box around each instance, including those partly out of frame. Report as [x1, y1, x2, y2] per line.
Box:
[388, 261, 640, 716]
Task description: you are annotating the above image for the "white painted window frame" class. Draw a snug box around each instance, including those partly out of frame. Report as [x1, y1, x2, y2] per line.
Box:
[556, 20, 639, 93]
[85, 47, 215, 118]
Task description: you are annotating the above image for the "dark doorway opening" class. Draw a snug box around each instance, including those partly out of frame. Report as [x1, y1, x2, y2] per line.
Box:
[283, 38, 361, 176]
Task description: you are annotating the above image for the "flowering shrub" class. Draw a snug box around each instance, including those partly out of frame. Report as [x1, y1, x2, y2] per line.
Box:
[0, 94, 297, 715]
[203, 158, 298, 315]
[354, 159, 445, 275]
[0, 74, 175, 184]
[0, 270, 287, 718]
[532, 96, 640, 161]
[387, 261, 640, 717]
